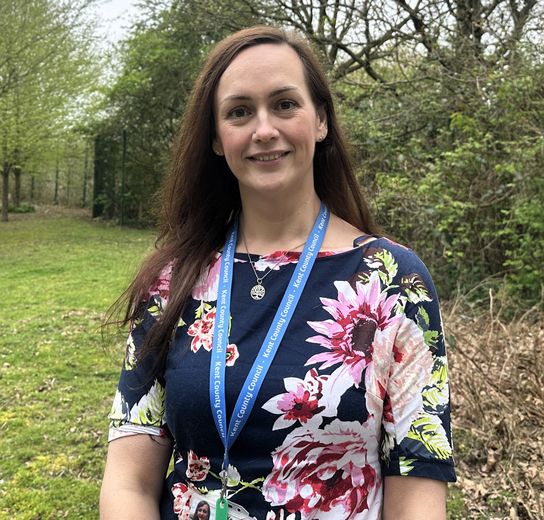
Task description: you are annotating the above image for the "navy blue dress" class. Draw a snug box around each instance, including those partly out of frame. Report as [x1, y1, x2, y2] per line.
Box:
[109, 237, 456, 520]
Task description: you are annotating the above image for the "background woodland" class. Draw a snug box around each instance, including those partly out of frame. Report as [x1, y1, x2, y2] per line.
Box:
[2, 0, 543, 308]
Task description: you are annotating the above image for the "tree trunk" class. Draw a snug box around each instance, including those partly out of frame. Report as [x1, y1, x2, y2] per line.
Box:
[120, 129, 127, 225]
[30, 175, 35, 201]
[13, 165, 21, 207]
[66, 168, 71, 204]
[455, 0, 484, 60]
[2, 161, 11, 222]
[53, 156, 59, 205]
[81, 144, 88, 207]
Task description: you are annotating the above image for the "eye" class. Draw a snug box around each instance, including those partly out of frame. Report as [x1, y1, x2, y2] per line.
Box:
[277, 99, 297, 111]
[226, 106, 250, 119]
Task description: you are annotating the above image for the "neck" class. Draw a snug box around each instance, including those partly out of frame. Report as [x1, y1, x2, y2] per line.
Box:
[238, 190, 321, 255]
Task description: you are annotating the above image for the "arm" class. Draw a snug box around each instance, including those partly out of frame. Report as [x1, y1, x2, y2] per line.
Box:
[383, 476, 447, 520]
[100, 434, 173, 520]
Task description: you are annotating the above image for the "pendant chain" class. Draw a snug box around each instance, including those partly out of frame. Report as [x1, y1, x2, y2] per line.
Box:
[241, 231, 306, 300]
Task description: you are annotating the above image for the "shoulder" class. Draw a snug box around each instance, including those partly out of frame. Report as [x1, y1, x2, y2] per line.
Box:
[147, 260, 175, 301]
[322, 214, 367, 250]
[362, 237, 432, 278]
[357, 236, 440, 307]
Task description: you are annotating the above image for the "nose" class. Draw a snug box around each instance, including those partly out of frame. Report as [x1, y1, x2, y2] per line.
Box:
[252, 110, 279, 142]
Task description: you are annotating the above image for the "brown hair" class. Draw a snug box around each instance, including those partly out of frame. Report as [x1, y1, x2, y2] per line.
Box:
[191, 500, 210, 520]
[115, 25, 379, 371]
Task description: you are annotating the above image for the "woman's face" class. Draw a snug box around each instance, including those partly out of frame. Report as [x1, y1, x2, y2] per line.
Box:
[213, 43, 327, 200]
[195, 503, 209, 519]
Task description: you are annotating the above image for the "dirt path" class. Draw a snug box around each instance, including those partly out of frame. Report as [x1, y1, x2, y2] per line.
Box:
[6, 204, 92, 222]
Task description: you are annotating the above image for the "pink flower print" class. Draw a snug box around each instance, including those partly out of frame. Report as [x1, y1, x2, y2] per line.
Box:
[172, 482, 192, 520]
[262, 369, 328, 430]
[386, 317, 433, 442]
[185, 450, 210, 481]
[306, 272, 401, 386]
[263, 420, 378, 519]
[382, 392, 393, 423]
[253, 250, 300, 272]
[187, 307, 216, 352]
[226, 343, 239, 366]
[252, 249, 336, 273]
[192, 255, 221, 301]
[148, 261, 173, 300]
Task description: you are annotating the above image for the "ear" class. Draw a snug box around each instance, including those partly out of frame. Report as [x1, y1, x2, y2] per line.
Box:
[212, 139, 224, 156]
[316, 107, 327, 140]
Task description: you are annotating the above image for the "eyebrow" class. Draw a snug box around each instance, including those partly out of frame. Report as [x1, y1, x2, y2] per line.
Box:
[219, 85, 300, 105]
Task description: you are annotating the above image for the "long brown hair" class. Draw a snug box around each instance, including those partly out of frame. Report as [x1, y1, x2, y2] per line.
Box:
[115, 26, 380, 371]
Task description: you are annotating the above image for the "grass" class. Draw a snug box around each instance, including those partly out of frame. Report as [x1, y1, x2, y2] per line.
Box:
[0, 211, 155, 519]
[1, 209, 505, 520]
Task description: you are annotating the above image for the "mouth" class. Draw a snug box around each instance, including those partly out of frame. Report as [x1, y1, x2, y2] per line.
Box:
[248, 151, 289, 162]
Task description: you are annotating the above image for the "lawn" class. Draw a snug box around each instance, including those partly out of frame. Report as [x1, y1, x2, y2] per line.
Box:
[0, 210, 155, 519]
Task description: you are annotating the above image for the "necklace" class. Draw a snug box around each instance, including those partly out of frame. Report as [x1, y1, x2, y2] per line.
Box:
[241, 232, 306, 300]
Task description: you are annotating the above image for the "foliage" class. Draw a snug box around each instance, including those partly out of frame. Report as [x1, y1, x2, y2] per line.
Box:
[2, 210, 541, 518]
[7, 204, 35, 214]
[0, 0, 100, 221]
[444, 298, 544, 519]
[91, 0, 543, 310]
[338, 52, 544, 308]
[92, 0, 213, 224]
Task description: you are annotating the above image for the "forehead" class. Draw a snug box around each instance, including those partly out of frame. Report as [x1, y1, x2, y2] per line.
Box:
[216, 43, 308, 99]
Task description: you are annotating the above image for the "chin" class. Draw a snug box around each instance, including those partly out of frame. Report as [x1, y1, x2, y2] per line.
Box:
[242, 177, 292, 195]
[254, 172, 312, 193]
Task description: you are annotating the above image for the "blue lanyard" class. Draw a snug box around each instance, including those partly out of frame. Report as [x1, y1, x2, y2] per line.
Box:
[209, 203, 329, 473]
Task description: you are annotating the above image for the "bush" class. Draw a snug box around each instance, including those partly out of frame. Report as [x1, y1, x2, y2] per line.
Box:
[7, 203, 36, 214]
[338, 58, 544, 310]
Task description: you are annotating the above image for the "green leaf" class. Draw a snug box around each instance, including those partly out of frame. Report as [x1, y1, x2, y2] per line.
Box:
[422, 356, 449, 412]
[195, 302, 212, 319]
[423, 330, 439, 349]
[401, 274, 431, 304]
[407, 412, 452, 460]
[365, 249, 398, 286]
[109, 389, 129, 428]
[137, 380, 165, 426]
[415, 306, 430, 328]
[148, 304, 162, 317]
[124, 335, 137, 371]
[399, 456, 417, 476]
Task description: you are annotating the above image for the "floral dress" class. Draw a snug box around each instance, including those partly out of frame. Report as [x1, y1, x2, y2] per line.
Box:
[109, 237, 456, 519]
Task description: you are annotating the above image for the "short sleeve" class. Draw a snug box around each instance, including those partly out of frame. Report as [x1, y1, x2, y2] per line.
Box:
[380, 252, 456, 482]
[108, 266, 173, 442]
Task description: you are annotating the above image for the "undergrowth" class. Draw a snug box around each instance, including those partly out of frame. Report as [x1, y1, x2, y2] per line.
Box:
[444, 294, 543, 520]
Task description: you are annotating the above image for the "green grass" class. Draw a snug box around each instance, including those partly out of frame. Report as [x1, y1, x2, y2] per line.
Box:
[0, 213, 470, 519]
[0, 214, 155, 519]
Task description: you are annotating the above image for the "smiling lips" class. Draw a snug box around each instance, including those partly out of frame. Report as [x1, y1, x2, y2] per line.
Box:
[249, 151, 289, 162]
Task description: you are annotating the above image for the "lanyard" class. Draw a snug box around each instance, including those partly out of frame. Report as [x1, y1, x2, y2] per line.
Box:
[209, 203, 329, 517]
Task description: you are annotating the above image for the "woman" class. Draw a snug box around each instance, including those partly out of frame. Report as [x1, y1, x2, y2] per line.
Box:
[100, 26, 455, 520]
[192, 501, 210, 520]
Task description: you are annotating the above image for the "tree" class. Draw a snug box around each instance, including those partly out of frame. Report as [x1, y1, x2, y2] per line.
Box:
[0, 0, 98, 221]
[92, 0, 216, 223]
[94, 0, 543, 307]
[189, 0, 541, 81]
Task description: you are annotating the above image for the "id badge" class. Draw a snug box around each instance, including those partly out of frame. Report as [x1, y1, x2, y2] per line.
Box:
[185, 488, 254, 520]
